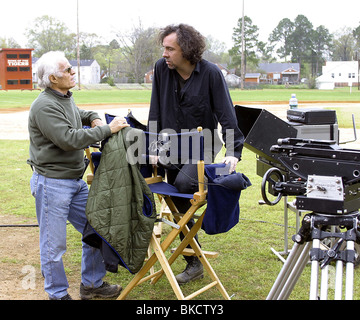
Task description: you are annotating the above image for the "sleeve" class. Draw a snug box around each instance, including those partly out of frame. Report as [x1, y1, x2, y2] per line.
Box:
[34, 104, 111, 151]
[209, 67, 244, 160]
[79, 109, 102, 126]
[148, 60, 162, 133]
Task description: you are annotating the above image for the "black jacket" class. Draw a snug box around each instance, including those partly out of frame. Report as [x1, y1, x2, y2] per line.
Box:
[148, 58, 244, 160]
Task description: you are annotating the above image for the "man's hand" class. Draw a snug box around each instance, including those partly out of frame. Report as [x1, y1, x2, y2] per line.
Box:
[222, 156, 239, 173]
[108, 116, 130, 133]
[91, 118, 104, 128]
[149, 155, 159, 166]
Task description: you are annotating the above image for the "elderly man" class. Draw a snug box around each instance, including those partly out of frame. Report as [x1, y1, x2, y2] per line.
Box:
[148, 24, 244, 284]
[27, 51, 128, 300]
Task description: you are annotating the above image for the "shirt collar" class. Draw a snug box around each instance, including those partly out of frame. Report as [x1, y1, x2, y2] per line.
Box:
[194, 61, 201, 73]
[48, 87, 73, 98]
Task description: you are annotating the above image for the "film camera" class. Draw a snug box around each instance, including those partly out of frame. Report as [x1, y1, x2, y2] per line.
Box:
[235, 105, 360, 215]
[235, 105, 360, 300]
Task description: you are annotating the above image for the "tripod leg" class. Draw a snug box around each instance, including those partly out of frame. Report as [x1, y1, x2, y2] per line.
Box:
[309, 239, 321, 300]
[345, 240, 355, 300]
[267, 242, 309, 300]
[278, 241, 311, 300]
[320, 265, 329, 300]
[334, 260, 343, 300]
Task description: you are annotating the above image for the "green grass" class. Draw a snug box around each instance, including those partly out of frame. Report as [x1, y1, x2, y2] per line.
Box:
[0, 89, 153, 109]
[328, 106, 360, 129]
[231, 87, 360, 103]
[0, 91, 359, 300]
[1, 135, 359, 300]
[0, 87, 359, 110]
[0, 140, 34, 217]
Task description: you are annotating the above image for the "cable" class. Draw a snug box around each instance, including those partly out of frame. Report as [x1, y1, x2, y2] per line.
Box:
[239, 217, 296, 230]
[0, 224, 38, 228]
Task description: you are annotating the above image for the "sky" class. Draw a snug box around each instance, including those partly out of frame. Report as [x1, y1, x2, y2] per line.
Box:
[1, 0, 359, 50]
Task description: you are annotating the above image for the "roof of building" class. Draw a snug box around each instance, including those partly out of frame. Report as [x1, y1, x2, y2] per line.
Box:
[69, 59, 96, 67]
[0, 48, 34, 52]
[32, 58, 97, 67]
[259, 63, 300, 73]
[245, 73, 261, 78]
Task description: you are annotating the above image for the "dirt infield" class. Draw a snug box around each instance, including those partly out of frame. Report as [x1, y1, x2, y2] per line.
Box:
[0, 103, 151, 140]
[1, 102, 359, 148]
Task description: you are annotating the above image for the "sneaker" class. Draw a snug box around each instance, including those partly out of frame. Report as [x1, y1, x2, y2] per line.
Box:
[49, 293, 73, 300]
[80, 282, 122, 300]
[175, 259, 204, 285]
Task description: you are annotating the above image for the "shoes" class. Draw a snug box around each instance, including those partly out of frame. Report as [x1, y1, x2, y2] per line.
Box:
[175, 258, 203, 285]
[49, 293, 73, 300]
[80, 282, 122, 300]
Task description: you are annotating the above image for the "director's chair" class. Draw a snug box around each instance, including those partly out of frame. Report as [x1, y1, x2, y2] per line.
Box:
[118, 126, 230, 300]
[85, 112, 230, 300]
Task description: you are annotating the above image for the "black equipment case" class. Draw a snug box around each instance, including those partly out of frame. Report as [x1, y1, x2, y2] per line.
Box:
[287, 108, 337, 125]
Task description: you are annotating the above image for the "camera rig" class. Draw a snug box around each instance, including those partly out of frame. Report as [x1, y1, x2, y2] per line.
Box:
[235, 105, 359, 215]
[266, 137, 360, 214]
[235, 105, 360, 299]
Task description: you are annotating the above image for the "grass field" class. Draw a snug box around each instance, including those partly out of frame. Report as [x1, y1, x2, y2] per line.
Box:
[1, 115, 360, 299]
[0, 140, 313, 300]
[0, 88, 360, 300]
[0, 87, 359, 109]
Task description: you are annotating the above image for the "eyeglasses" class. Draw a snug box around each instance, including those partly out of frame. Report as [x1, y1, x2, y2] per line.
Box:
[63, 66, 73, 73]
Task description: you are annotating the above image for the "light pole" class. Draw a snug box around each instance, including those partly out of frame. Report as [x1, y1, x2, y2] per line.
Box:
[241, 0, 245, 90]
[77, 0, 81, 89]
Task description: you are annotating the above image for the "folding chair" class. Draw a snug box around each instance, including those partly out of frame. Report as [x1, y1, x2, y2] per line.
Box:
[83, 112, 233, 300]
[105, 115, 231, 300]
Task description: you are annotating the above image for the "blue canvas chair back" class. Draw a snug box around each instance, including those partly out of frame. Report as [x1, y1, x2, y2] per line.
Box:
[105, 112, 204, 176]
[103, 112, 251, 234]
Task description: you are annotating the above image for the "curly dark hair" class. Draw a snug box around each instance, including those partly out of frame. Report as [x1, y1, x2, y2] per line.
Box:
[159, 24, 206, 65]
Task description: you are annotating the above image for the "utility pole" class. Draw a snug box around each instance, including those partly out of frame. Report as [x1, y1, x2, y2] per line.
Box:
[77, 0, 81, 90]
[357, 52, 360, 91]
[241, 0, 245, 90]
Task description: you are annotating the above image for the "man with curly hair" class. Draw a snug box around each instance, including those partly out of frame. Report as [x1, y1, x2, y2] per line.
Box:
[148, 24, 244, 285]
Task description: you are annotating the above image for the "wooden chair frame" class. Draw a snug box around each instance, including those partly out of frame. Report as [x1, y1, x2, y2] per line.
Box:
[84, 124, 230, 300]
[118, 128, 230, 300]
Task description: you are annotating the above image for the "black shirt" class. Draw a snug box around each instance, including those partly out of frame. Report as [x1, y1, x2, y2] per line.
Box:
[148, 58, 244, 160]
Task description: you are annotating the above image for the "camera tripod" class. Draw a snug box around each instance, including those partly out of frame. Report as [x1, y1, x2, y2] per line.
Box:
[267, 211, 360, 300]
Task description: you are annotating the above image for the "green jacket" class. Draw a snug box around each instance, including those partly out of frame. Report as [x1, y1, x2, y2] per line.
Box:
[85, 127, 156, 274]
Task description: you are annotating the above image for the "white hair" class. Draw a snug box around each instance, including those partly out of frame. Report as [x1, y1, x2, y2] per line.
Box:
[37, 51, 68, 89]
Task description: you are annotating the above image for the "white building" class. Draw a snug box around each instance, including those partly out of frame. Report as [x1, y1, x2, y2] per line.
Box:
[69, 59, 101, 85]
[215, 63, 241, 88]
[32, 58, 101, 85]
[316, 61, 359, 90]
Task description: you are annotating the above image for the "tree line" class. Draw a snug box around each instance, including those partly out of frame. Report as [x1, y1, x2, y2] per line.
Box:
[1, 14, 360, 84]
[231, 14, 360, 79]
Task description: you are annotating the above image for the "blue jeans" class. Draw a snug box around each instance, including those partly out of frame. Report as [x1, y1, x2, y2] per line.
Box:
[30, 172, 106, 299]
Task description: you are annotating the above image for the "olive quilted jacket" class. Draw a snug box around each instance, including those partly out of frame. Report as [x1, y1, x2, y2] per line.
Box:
[85, 127, 156, 274]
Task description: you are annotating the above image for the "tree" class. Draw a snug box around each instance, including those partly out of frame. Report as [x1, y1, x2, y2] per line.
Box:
[353, 23, 360, 65]
[79, 32, 102, 59]
[116, 21, 161, 83]
[203, 35, 227, 63]
[269, 15, 333, 78]
[257, 41, 276, 64]
[288, 15, 314, 65]
[92, 41, 123, 83]
[268, 18, 294, 62]
[229, 16, 259, 74]
[25, 15, 77, 58]
[332, 27, 356, 61]
[0, 37, 20, 48]
[311, 25, 332, 75]
[353, 22, 360, 47]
